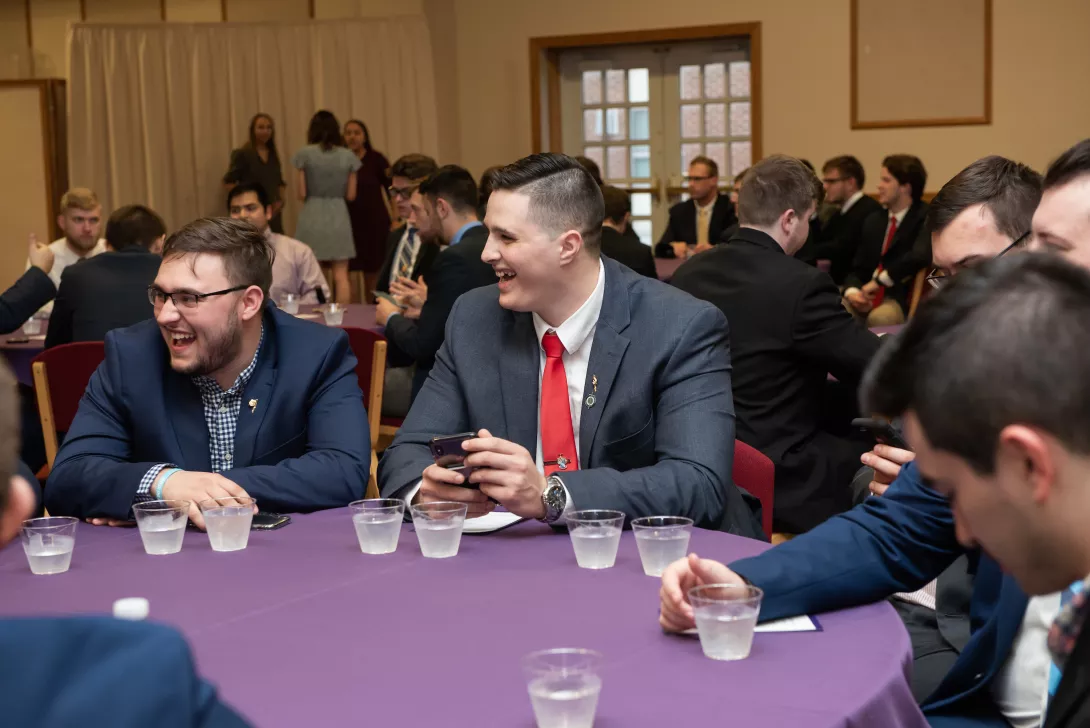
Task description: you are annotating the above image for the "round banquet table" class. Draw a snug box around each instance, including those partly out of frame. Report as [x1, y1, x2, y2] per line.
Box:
[0, 304, 380, 387]
[0, 511, 927, 728]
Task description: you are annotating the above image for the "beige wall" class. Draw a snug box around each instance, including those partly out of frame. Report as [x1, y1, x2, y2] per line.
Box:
[451, 0, 1090, 189]
[0, 85, 51, 290]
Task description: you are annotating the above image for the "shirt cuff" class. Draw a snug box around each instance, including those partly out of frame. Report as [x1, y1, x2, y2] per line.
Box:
[877, 270, 894, 288]
[135, 463, 176, 505]
[396, 479, 423, 512]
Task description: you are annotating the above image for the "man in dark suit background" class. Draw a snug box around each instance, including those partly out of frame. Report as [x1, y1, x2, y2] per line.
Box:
[654, 155, 737, 259]
[46, 204, 165, 348]
[843, 154, 931, 326]
[805, 155, 884, 285]
[600, 185, 656, 277]
[0, 362, 250, 727]
[46, 218, 370, 527]
[379, 153, 761, 537]
[374, 154, 441, 297]
[375, 165, 496, 406]
[672, 155, 880, 533]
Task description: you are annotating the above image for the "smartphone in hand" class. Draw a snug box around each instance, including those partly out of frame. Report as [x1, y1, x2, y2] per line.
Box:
[851, 418, 911, 451]
[429, 432, 480, 486]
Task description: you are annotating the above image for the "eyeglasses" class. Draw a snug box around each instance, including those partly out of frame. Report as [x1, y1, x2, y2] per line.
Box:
[148, 284, 248, 309]
[925, 230, 1032, 290]
[821, 176, 847, 185]
[388, 183, 420, 200]
[688, 175, 714, 182]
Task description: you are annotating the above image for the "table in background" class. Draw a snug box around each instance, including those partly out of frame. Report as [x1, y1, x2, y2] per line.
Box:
[655, 257, 685, 282]
[0, 512, 927, 728]
[0, 304, 381, 387]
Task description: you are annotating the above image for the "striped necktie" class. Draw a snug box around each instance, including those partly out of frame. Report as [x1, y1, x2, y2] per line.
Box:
[1047, 580, 1087, 704]
[395, 228, 417, 282]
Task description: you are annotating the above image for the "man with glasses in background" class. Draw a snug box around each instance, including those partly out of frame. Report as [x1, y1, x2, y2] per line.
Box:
[46, 218, 371, 529]
[805, 155, 883, 286]
[375, 154, 441, 303]
[654, 156, 737, 259]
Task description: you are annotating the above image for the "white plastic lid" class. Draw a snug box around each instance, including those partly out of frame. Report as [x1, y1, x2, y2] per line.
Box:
[112, 597, 150, 621]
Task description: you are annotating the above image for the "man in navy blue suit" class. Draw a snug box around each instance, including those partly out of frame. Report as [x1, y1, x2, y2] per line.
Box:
[0, 363, 251, 727]
[46, 217, 370, 528]
[658, 150, 1089, 728]
[862, 254, 1090, 728]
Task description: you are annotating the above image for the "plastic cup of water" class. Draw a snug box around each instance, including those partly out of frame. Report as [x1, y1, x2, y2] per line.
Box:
[409, 501, 467, 558]
[523, 648, 603, 728]
[567, 510, 625, 569]
[322, 303, 344, 326]
[349, 499, 404, 554]
[132, 500, 191, 555]
[20, 516, 78, 575]
[688, 583, 764, 661]
[631, 516, 693, 577]
[280, 293, 299, 315]
[199, 496, 256, 552]
[22, 317, 42, 336]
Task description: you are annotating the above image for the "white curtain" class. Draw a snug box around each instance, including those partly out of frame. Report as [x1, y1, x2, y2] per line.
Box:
[67, 17, 440, 233]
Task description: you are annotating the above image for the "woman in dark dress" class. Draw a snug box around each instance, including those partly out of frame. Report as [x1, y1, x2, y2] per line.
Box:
[343, 119, 392, 301]
[223, 113, 286, 233]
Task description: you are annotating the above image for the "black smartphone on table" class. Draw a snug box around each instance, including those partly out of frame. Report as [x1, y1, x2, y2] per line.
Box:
[851, 418, 910, 450]
[251, 512, 291, 530]
[429, 432, 480, 486]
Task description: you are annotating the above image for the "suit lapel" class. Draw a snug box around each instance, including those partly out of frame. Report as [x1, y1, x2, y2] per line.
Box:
[891, 201, 924, 253]
[579, 259, 631, 460]
[233, 331, 278, 467]
[500, 311, 539, 453]
[164, 372, 211, 472]
[709, 195, 730, 239]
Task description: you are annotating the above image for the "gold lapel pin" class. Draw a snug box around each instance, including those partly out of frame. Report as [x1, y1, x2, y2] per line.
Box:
[249, 398, 258, 414]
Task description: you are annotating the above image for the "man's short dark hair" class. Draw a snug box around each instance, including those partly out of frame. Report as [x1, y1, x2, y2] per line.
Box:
[389, 154, 438, 181]
[418, 165, 479, 216]
[162, 218, 273, 299]
[926, 156, 1042, 239]
[737, 155, 824, 227]
[0, 361, 18, 515]
[601, 185, 630, 224]
[489, 153, 604, 253]
[227, 182, 269, 211]
[105, 205, 167, 251]
[689, 155, 719, 178]
[883, 154, 928, 202]
[862, 253, 1090, 474]
[1043, 138, 1090, 192]
[574, 155, 604, 186]
[822, 155, 866, 189]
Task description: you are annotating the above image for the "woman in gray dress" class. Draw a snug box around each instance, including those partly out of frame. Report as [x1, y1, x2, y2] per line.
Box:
[292, 110, 360, 304]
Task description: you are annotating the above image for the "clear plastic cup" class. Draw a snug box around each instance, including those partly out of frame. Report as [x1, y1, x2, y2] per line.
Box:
[132, 500, 191, 555]
[688, 584, 764, 661]
[409, 501, 467, 558]
[280, 293, 299, 315]
[20, 516, 78, 575]
[631, 516, 693, 577]
[322, 303, 344, 326]
[199, 496, 256, 552]
[567, 510, 624, 569]
[349, 499, 405, 554]
[22, 317, 42, 336]
[523, 648, 603, 728]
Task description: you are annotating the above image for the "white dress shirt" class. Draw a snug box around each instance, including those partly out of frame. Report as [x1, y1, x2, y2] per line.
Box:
[400, 260, 606, 519]
[993, 592, 1062, 728]
[29, 237, 107, 314]
[839, 190, 865, 215]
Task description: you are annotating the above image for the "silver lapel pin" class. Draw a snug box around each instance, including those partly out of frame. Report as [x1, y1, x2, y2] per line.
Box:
[585, 375, 598, 407]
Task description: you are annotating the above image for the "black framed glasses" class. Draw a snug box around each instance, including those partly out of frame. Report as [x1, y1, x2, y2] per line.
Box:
[925, 230, 1032, 290]
[148, 285, 248, 310]
[821, 176, 847, 185]
[388, 183, 420, 200]
[687, 175, 714, 182]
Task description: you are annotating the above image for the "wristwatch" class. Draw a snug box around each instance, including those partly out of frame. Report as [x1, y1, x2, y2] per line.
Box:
[540, 475, 567, 524]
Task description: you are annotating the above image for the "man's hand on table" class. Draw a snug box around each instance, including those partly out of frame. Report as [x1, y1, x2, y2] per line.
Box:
[659, 553, 746, 633]
[670, 242, 689, 259]
[160, 471, 252, 529]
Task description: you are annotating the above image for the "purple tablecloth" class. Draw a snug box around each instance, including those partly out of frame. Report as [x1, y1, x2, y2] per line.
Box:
[655, 257, 685, 281]
[0, 512, 926, 727]
[0, 304, 381, 387]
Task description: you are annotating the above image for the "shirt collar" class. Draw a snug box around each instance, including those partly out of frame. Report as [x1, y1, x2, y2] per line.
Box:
[890, 205, 910, 226]
[450, 220, 484, 245]
[840, 190, 865, 214]
[695, 196, 717, 214]
[194, 325, 265, 396]
[532, 260, 605, 355]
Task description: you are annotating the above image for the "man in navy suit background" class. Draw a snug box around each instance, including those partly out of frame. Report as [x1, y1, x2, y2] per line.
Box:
[658, 150, 1082, 728]
[379, 153, 761, 537]
[46, 217, 370, 528]
[0, 362, 250, 727]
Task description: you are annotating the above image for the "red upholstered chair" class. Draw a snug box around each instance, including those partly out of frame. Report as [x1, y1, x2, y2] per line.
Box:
[341, 327, 386, 499]
[732, 439, 774, 538]
[31, 342, 106, 475]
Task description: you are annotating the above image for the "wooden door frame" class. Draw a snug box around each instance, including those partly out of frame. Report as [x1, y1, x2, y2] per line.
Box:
[529, 23, 762, 161]
[0, 79, 68, 230]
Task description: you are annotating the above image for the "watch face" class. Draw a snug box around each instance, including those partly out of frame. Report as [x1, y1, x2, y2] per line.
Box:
[546, 482, 566, 509]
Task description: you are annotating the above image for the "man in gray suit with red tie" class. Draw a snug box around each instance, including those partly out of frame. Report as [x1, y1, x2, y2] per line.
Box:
[378, 153, 761, 536]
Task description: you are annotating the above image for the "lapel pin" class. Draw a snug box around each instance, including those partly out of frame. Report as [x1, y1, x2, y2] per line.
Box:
[249, 398, 258, 414]
[586, 375, 598, 408]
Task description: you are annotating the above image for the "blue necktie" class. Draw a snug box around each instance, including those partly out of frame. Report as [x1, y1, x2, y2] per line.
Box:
[1048, 580, 1085, 701]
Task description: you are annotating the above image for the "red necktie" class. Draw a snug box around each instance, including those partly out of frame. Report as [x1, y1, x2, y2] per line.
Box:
[541, 331, 579, 477]
[873, 215, 898, 307]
